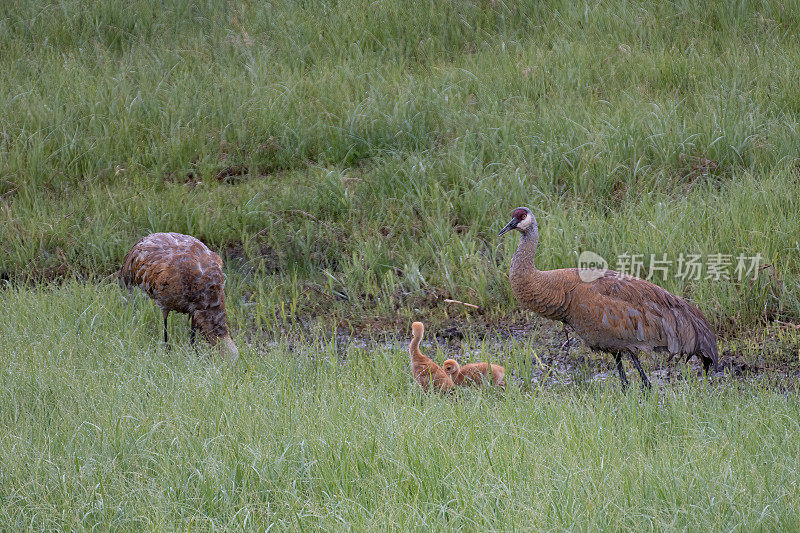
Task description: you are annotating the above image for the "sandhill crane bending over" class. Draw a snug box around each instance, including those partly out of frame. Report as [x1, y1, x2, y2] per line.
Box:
[120, 232, 239, 362]
[409, 322, 453, 392]
[499, 207, 718, 389]
[442, 359, 506, 388]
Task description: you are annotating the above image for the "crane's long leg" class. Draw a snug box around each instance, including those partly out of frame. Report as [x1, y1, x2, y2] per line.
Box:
[189, 315, 200, 356]
[560, 323, 572, 353]
[614, 353, 629, 390]
[162, 309, 171, 351]
[630, 351, 652, 390]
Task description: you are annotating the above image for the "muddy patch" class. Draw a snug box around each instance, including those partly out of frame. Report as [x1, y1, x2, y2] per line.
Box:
[263, 315, 800, 391]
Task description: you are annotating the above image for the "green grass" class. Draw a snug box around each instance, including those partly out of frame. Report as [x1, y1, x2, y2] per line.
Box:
[3, 1, 800, 529]
[1, 283, 799, 530]
[2, 0, 799, 330]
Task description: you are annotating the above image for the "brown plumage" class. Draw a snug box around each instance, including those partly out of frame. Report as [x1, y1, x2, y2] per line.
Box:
[120, 232, 239, 362]
[442, 359, 506, 388]
[409, 322, 453, 392]
[499, 207, 718, 389]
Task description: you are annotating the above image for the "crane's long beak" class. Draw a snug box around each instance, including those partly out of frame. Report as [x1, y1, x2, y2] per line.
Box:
[498, 217, 519, 236]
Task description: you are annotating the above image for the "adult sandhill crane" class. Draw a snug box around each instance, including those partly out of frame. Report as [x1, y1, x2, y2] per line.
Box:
[499, 207, 718, 389]
[442, 359, 506, 388]
[120, 232, 239, 362]
[409, 322, 453, 392]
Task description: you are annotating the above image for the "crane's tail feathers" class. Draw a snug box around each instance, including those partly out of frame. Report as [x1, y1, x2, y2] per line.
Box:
[676, 303, 719, 373]
[693, 316, 719, 373]
[698, 321, 719, 373]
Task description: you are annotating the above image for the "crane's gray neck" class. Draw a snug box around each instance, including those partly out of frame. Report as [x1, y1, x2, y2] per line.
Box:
[511, 223, 540, 273]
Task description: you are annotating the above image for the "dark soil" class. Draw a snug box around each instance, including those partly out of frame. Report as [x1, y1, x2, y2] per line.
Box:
[277, 314, 800, 391]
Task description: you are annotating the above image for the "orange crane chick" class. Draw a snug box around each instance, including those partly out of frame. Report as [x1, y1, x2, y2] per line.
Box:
[409, 322, 453, 392]
[442, 359, 506, 388]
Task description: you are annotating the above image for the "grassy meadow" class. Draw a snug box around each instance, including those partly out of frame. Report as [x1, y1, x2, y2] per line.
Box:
[2, 283, 799, 529]
[2, 0, 800, 529]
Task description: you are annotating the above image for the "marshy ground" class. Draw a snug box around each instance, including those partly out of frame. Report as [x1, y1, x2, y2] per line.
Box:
[289, 313, 800, 390]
